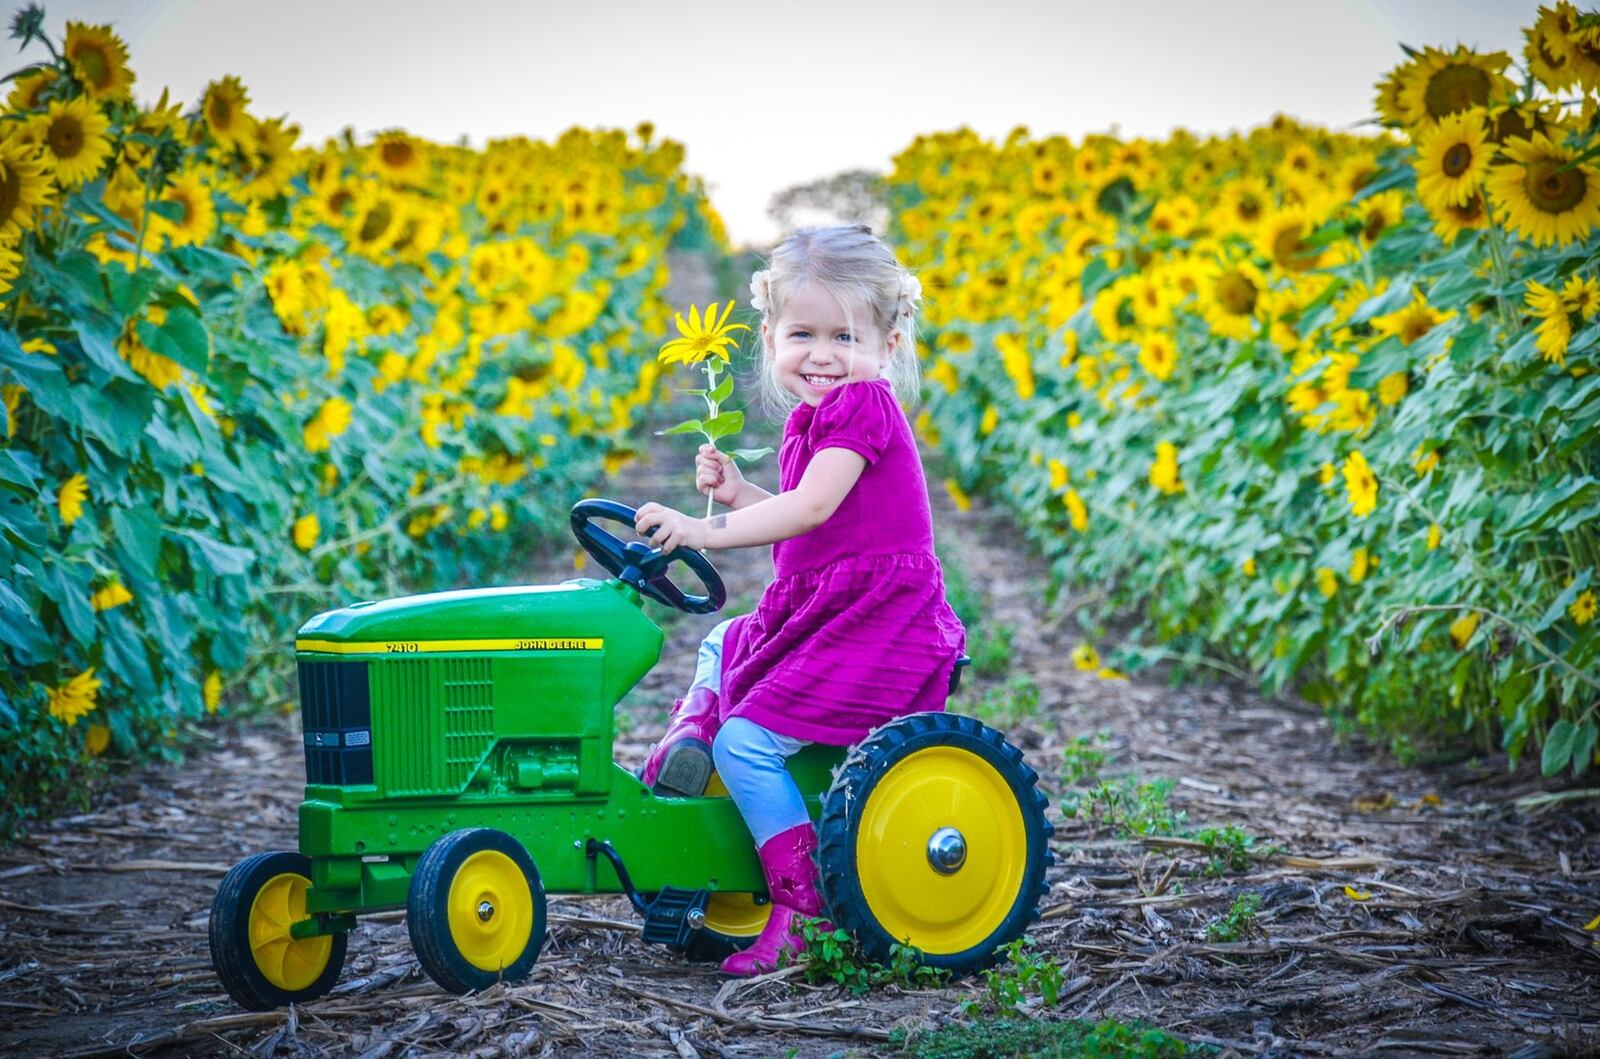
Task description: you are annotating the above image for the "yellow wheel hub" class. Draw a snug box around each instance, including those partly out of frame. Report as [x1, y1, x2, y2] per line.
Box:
[248, 872, 333, 992]
[855, 745, 1028, 955]
[448, 850, 534, 972]
[702, 891, 770, 938]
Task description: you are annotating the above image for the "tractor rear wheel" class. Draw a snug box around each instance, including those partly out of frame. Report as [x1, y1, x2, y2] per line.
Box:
[407, 828, 547, 995]
[817, 712, 1054, 975]
[209, 850, 348, 1010]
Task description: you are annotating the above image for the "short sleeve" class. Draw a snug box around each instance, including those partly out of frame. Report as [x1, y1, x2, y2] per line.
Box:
[809, 379, 897, 465]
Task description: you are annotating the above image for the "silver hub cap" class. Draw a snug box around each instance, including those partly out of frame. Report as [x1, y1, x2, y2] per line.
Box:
[477, 899, 495, 922]
[927, 827, 967, 874]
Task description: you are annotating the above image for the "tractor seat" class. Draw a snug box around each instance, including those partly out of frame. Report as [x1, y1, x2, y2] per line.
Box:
[948, 654, 973, 695]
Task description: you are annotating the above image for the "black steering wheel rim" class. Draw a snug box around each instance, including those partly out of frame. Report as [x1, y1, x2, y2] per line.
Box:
[569, 498, 727, 615]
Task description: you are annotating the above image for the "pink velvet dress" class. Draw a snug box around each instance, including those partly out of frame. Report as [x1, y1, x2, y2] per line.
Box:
[717, 378, 967, 746]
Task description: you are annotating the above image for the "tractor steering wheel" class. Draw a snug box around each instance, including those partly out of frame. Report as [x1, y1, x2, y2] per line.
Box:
[569, 499, 727, 615]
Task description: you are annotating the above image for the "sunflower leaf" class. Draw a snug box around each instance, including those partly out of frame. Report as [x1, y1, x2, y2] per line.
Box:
[728, 447, 774, 463]
[655, 419, 706, 437]
[703, 410, 744, 441]
[709, 373, 735, 404]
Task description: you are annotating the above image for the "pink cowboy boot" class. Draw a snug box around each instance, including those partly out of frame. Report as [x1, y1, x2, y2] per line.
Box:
[720, 821, 832, 976]
[638, 685, 720, 796]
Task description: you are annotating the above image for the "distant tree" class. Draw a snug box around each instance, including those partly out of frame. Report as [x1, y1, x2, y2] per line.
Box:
[766, 169, 889, 238]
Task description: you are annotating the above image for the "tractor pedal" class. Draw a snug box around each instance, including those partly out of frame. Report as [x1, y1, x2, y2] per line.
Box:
[654, 739, 713, 797]
[641, 887, 709, 950]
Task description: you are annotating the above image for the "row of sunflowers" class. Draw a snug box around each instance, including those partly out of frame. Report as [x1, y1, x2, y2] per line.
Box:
[905, 5, 1600, 774]
[0, 7, 729, 833]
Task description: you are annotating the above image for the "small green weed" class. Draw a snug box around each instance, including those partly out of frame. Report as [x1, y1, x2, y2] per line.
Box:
[1204, 892, 1262, 942]
[891, 1015, 1197, 1058]
[979, 937, 1066, 1015]
[1186, 824, 1280, 876]
[1060, 731, 1110, 786]
[1060, 775, 1186, 837]
[973, 674, 1040, 728]
[788, 918, 951, 994]
[967, 624, 1015, 676]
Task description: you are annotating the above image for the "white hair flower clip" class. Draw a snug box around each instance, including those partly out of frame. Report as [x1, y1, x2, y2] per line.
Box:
[749, 270, 773, 315]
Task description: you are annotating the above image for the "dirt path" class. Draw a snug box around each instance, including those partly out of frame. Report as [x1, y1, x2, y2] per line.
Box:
[1, 258, 1597, 1055]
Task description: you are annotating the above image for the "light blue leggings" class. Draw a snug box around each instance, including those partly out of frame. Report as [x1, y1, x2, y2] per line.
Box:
[693, 619, 812, 847]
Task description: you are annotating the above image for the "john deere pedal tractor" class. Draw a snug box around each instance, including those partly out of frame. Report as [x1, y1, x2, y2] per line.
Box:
[209, 499, 1053, 1009]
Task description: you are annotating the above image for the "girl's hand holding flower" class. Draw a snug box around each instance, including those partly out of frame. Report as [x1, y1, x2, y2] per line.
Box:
[634, 502, 706, 555]
[697, 443, 746, 507]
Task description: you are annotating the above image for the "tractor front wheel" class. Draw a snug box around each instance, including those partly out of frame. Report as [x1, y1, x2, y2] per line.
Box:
[407, 828, 547, 995]
[209, 850, 348, 1011]
[817, 712, 1054, 975]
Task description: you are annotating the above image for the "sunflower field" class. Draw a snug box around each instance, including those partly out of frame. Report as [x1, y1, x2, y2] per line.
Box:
[0, 9, 728, 833]
[903, 6, 1600, 774]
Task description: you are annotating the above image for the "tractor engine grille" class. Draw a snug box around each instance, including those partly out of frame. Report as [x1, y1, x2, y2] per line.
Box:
[298, 660, 373, 786]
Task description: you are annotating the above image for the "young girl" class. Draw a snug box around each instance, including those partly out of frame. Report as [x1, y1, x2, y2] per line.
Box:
[633, 224, 966, 976]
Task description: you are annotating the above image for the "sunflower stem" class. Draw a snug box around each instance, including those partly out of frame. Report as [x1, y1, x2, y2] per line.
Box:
[1483, 218, 1514, 335]
[703, 358, 718, 517]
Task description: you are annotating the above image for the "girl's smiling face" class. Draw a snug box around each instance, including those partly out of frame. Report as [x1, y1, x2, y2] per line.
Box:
[763, 280, 899, 406]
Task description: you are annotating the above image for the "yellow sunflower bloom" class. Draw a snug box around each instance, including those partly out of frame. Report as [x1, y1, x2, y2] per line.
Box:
[1372, 290, 1453, 345]
[303, 396, 353, 452]
[48, 667, 103, 726]
[1257, 206, 1327, 274]
[1449, 610, 1480, 650]
[1485, 132, 1600, 248]
[292, 513, 320, 551]
[0, 129, 56, 243]
[1414, 109, 1491, 210]
[90, 580, 133, 612]
[63, 21, 135, 102]
[1316, 567, 1338, 598]
[85, 723, 111, 756]
[27, 94, 113, 189]
[1570, 589, 1597, 626]
[1343, 450, 1378, 518]
[1377, 372, 1409, 406]
[1149, 441, 1185, 495]
[1071, 642, 1100, 671]
[1429, 191, 1490, 243]
[1064, 488, 1089, 532]
[150, 171, 217, 249]
[944, 478, 971, 512]
[59, 473, 89, 525]
[1137, 333, 1178, 381]
[1525, 279, 1572, 367]
[1396, 46, 1513, 128]
[370, 130, 428, 185]
[657, 301, 749, 365]
[200, 75, 253, 149]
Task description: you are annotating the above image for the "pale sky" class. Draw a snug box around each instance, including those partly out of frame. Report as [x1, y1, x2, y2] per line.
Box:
[34, 0, 1538, 249]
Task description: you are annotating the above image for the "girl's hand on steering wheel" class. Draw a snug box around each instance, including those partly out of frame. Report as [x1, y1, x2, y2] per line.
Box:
[696, 444, 745, 507]
[634, 502, 706, 555]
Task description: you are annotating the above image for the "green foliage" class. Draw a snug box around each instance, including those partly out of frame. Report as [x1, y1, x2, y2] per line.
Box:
[1060, 731, 1110, 786]
[973, 674, 1040, 728]
[893, 1016, 1195, 1059]
[1060, 775, 1185, 838]
[0, 19, 720, 839]
[1186, 824, 1279, 877]
[906, 138, 1600, 771]
[788, 917, 951, 994]
[981, 938, 1066, 1015]
[1204, 892, 1263, 942]
[937, 542, 1014, 677]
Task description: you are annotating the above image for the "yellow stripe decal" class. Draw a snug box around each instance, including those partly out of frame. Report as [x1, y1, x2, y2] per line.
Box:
[295, 637, 603, 655]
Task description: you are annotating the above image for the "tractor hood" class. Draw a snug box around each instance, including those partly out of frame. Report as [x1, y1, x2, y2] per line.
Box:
[295, 578, 648, 647]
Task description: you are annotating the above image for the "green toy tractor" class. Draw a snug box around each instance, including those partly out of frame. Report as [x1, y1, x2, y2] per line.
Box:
[209, 499, 1053, 1009]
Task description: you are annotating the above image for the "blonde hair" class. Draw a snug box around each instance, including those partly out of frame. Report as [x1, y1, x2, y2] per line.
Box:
[747, 224, 923, 417]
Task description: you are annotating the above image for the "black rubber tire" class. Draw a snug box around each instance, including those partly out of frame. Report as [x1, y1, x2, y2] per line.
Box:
[817, 712, 1054, 976]
[407, 829, 547, 995]
[209, 850, 349, 1011]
